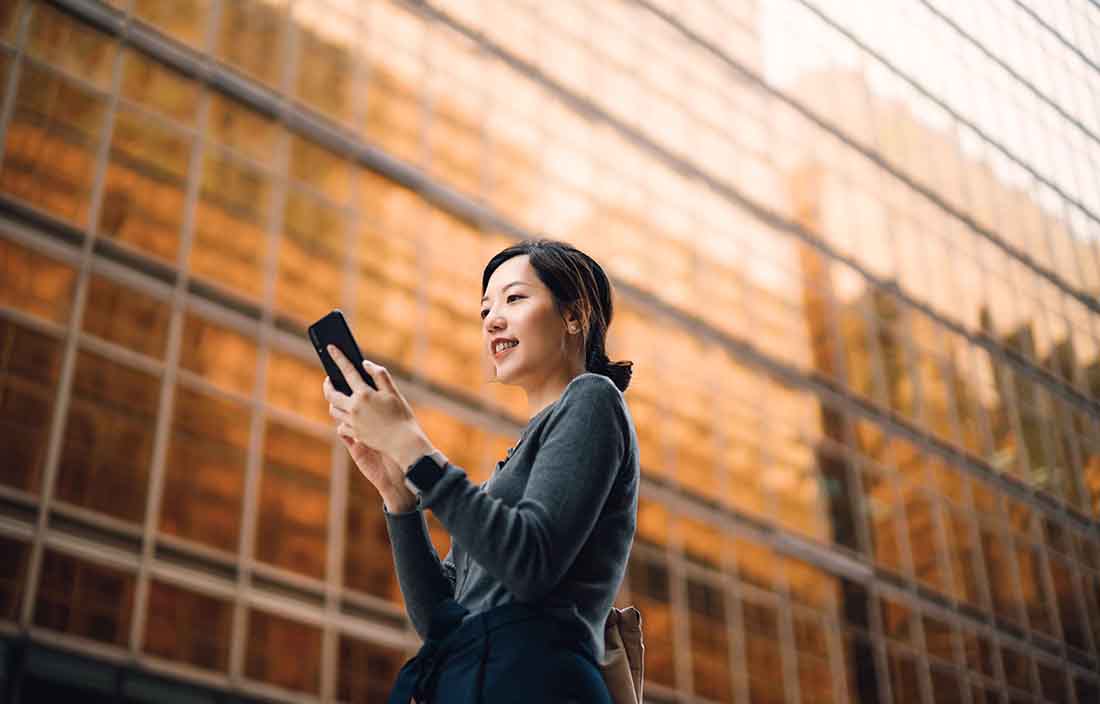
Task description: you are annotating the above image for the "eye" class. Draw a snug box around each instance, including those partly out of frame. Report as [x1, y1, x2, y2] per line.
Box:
[480, 294, 524, 319]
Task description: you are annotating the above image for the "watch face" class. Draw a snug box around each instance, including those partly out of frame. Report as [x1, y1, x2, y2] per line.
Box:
[406, 453, 446, 493]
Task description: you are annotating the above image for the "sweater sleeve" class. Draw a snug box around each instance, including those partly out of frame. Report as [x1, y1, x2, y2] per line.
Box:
[382, 504, 457, 639]
[417, 375, 628, 603]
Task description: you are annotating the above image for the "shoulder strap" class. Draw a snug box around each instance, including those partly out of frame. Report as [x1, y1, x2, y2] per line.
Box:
[602, 606, 645, 704]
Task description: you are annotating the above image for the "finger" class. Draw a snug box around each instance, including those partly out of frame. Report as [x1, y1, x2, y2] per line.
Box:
[337, 421, 355, 438]
[327, 345, 369, 394]
[329, 403, 349, 422]
[362, 359, 397, 397]
[325, 377, 352, 412]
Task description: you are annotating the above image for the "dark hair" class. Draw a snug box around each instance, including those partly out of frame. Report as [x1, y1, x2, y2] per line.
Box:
[481, 238, 634, 392]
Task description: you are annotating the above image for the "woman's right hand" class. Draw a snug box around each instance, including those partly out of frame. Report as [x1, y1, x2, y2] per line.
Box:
[326, 374, 418, 512]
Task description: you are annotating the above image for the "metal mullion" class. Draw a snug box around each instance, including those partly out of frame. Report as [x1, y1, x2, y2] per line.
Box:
[715, 360, 750, 704]
[320, 12, 368, 694]
[70, 332, 166, 382]
[18, 1, 127, 629]
[227, 89, 288, 704]
[663, 364, 694, 698]
[771, 548, 801, 704]
[0, 303, 68, 341]
[127, 62, 210, 660]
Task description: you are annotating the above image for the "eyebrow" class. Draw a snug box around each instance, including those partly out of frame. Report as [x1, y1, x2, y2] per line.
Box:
[481, 281, 528, 304]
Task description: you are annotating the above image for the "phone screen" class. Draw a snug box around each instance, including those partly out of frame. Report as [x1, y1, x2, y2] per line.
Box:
[307, 309, 378, 395]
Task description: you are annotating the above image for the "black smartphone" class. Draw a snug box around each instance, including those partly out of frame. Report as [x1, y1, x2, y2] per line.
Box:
[308, 309, 378, 395]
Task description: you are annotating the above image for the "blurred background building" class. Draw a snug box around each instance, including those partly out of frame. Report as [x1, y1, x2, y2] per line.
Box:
[0, 0, 1098, 702]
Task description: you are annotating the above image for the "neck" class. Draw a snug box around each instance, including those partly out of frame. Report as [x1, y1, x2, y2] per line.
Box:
[525, 360, 586, 420]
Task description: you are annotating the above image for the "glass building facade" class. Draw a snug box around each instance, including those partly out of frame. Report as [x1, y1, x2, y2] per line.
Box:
[0, 0, 1098, 702]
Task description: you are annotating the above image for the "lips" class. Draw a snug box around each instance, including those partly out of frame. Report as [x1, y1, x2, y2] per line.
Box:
[493, 340, 518, 359]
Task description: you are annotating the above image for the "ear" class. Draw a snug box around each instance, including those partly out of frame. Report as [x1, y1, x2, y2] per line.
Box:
[563, 307, 582, 335]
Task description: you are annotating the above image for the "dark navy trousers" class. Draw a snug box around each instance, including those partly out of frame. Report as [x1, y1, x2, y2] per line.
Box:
[387, 598, 612, 704]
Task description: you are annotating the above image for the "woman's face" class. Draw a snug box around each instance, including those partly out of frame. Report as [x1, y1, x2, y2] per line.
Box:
[481, 254, 577, 385]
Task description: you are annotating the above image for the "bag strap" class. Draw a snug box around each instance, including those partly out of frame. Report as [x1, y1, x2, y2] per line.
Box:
[603, 606, 645, 704]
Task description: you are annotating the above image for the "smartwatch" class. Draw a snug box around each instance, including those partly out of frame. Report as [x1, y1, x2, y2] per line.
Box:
[404, 450, 448, 499]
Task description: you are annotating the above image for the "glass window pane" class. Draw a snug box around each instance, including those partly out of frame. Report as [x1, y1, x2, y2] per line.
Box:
[886, 647, 923, 704]
[0, 319, 62, 494]
[178, 312, 257, 396]
[344, 469, 400, 602]
[743, 598, 785, 704]
[292, 8, 363, 127]
[256, 421, 329, 580]
[244, 609, 321, 695]
[626, 552, 675, 689]
[275, 188, 346, 325]
[794, 613, 834, 704]
[0, 237, 78, 323]
[687, 576, 732, 702]
[206, 93, 278, 161]
[1, 1, 24, 44]
[216, 0, 287, 89]
[929, 664, 964, 704]
[118, 49, 201, 125]
[337, 635, 405, 703]
[81, 274, 171, 359]
[266, 350, 329, 423]
[160, 385, 248, 552]
[288, 134, 350, 202]
[363, 48, 422, 163]
[26, 3, 117, 89]
[0, 535, 30, 620]
[131, 0, 213, 50]
[0, 62, 107, 225]
[99, 107, 191, 264]
[143, 580, 232, 672]
[191, 149, 270, 301]
[33, 550, 135, 647]
[56, 350, 159, 523]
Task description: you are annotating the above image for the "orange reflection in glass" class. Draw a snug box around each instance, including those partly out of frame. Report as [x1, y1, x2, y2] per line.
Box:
[26, 3, 116, 89]
[0, 320, 62, 494]
[143, 579, 232, 672]
[81, 274, 171, 359]
[257, 421, 329, 580]
[178, 312, 257, 396]
[191, 149, 269, 301]
[338, 634, 406, 702]
[245, 608, 321, 694]
[33, 549, 135, 646]
[160, 384, 248, 553]
[132, 0, 213, 49]
[56, 350, 159, 523]
[98, 107, 191, 264]
[0, 237, 77, 324]
[267, 349, 329, 424]
[275, 188, 346, 325]
[0, 62, 106, 226]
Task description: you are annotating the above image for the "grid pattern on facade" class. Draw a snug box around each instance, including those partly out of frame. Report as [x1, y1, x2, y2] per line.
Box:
[0, 0, 1099, 702]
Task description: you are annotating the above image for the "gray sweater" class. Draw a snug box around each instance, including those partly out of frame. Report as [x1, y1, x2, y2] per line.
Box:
[382, 372, 640, 663]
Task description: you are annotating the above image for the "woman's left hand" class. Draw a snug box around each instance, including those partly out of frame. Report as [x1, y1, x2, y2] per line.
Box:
[322, 345, 434, 469]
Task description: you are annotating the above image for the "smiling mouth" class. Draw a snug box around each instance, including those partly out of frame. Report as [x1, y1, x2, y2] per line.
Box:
[493, 342, 518, 359]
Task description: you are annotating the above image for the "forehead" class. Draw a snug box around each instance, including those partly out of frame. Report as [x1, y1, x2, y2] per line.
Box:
[483, 255, 536, 297]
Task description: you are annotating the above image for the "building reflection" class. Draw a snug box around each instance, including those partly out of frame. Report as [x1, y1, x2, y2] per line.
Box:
[1, 0, 1098, 702]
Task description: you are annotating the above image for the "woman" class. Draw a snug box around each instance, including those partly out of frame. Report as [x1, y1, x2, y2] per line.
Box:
[322, 238, 639, 703]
